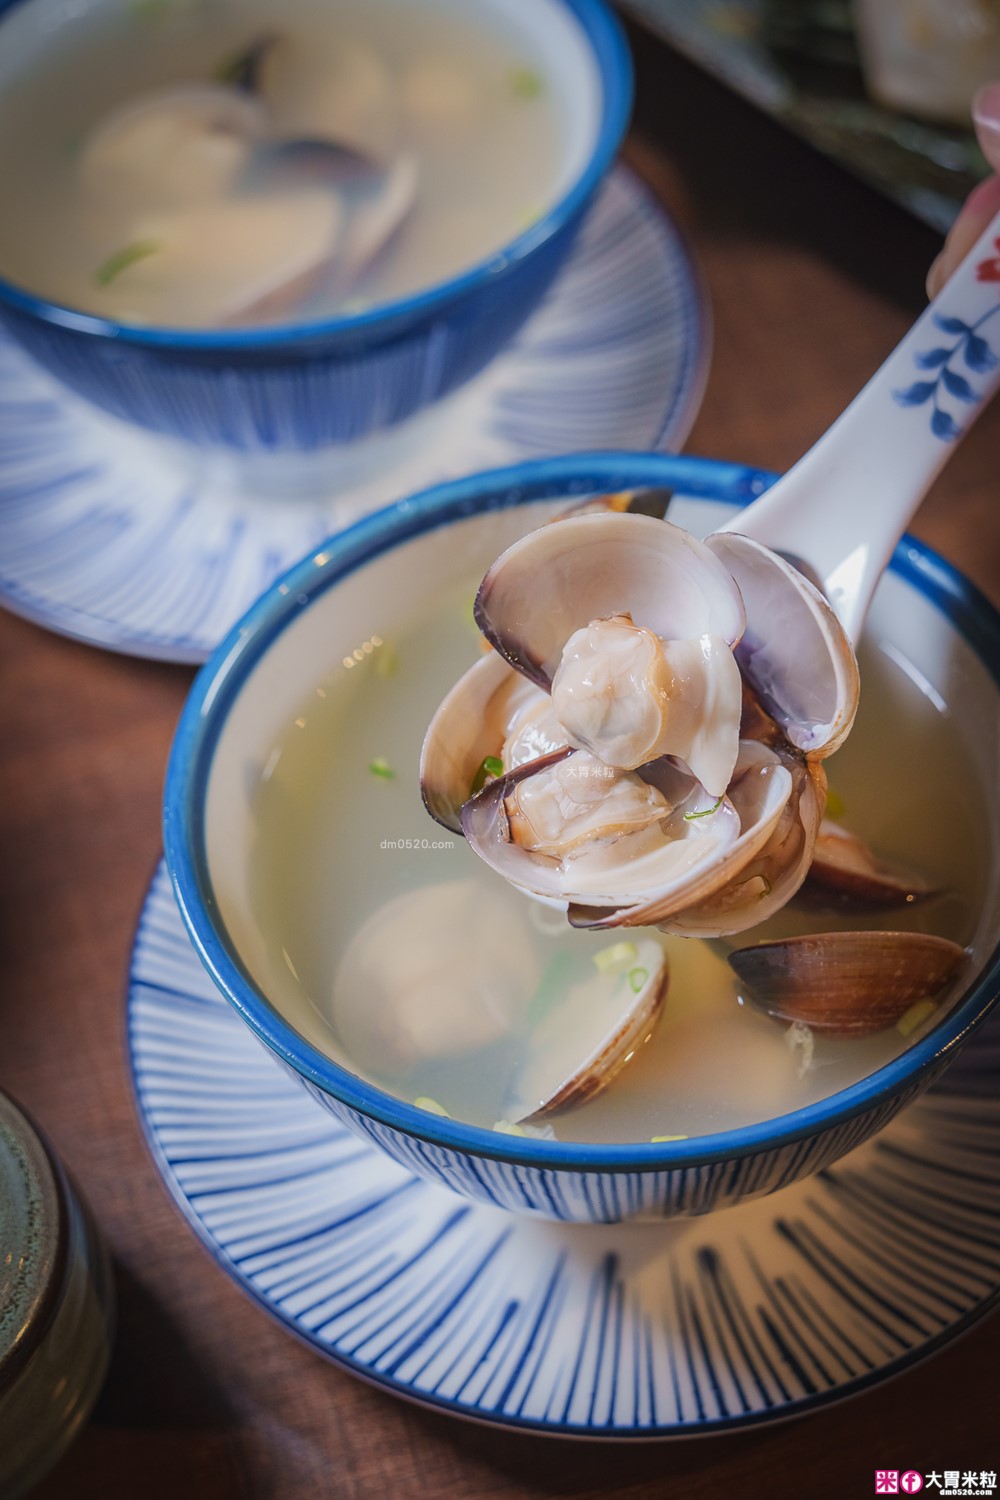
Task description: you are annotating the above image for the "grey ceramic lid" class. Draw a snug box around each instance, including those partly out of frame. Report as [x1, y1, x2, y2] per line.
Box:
[0, 1091, 67, 1390]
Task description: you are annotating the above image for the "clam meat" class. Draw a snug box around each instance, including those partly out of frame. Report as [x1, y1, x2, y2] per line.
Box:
[421, 506, 859, 937]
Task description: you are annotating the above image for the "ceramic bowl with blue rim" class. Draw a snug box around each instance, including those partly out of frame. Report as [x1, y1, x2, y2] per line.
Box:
[0, 0, 631, 454]
[163, 452, 1000, 1223]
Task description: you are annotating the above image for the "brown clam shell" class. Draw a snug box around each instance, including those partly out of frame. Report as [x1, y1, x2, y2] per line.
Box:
[728, 930, 967, 1037]
[804, 820, 934, 909]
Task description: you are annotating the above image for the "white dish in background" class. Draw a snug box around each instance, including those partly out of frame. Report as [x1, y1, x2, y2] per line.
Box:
[128, 860, 1000, 1436]
[0, 167, 706, 663]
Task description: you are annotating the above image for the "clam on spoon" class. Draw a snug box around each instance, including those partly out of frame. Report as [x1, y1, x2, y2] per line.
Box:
[713, 209, 1000, 1034]
[423, 209, 1000, 1059]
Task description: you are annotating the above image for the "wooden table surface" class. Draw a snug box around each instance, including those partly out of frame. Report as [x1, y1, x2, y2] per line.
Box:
[4, 20, 999, 1499]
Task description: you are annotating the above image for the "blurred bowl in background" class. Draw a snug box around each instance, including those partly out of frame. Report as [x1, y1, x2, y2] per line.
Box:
[0, 0, 632, 454]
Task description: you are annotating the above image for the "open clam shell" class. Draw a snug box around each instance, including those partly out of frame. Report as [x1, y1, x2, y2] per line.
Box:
[254, 33, 399, 164]
[728, 930, 967, 1036]
[333, 150, 418, 291]
[474, 512, 747, 693]
[111, 191, 343, 328]
[423, 511, 863, 941]
[803, 818, 934, 908]
[80, 85, 265, 212]
[504, 939, 669, 1121]
[653, 749, 827, 938]
[463, 752, 742, 912]
[419, 653, 563, 834]
[565, 739, 802, 933]
[705, 531, 859, 760]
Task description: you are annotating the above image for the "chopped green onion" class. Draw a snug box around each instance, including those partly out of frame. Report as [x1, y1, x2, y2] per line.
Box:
[470, 755, 504, 796]
[897, 999, 936, 1037]
[369, 757, 395, 780]
[628, 966, 649, 994]
[592, 940, 638, 975]
[510, 66, 544, 99]
[825, 788, 846, 820]
[414, 1096, 450, 1117]
[95, 239, 162, 287]
[650, 1134, 688, 1143]
[493, 1119, 527, 1136]
[684, 794, 724, 822]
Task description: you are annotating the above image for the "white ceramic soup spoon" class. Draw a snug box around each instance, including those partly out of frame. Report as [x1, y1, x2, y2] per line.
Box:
[718, 206, 1000, 645]
[705, 210, 1000, 1030]
[424, 208, 1000, 962]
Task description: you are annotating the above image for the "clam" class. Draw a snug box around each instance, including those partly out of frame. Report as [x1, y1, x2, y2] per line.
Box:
[224, 29, 417, 291]
[79, 40, 416, 326]
[419, 652, 564, 834]
[421, 507, 858, 937]
[474, 511, 746, 697]
[803, 818, 934, 908]
[728, 931, 967, 1036]
[590, 741, 829, 938]
[504, 939, 669, 1121]
[400, 57, 480, 145]
[327, 150, 417, 295]
[330, 880, 668, 1126]
[330, 881, 540, 1078]
[240, 141, 418, 299]
[462, 750, 742, 913]
[100, 191, 343, 327]
[703, 531, 859, 759]
[80, 85, 266, 211]
[252, 33, 400, 165]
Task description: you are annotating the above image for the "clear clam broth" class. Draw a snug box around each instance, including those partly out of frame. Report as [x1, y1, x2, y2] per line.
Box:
[246, 577, 987, 1144]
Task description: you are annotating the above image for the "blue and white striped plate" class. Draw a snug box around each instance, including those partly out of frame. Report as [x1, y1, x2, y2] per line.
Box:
[129, 862, 1000, 1436]
[0, 167, 705, 665]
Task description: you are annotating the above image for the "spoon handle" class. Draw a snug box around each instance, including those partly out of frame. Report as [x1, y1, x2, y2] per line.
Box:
[723, 207, 1000, 643]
